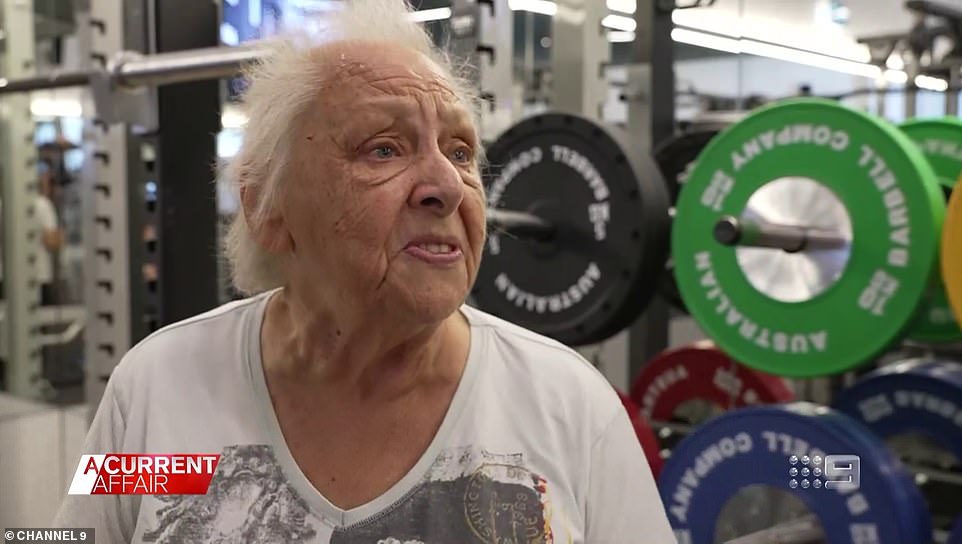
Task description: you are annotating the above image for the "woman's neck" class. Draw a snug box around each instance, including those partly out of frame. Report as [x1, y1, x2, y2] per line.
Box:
[259, 288, 470, 400]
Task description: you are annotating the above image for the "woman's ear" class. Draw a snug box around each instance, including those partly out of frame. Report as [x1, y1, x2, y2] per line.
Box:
[241, 183, 294, 254]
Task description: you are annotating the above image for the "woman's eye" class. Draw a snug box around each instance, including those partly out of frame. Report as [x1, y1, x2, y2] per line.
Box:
[452, 147, 471, 163]
[372, 145, 397, 159]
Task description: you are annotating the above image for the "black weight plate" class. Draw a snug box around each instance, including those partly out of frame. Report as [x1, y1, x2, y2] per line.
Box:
[655, 129, 720, 204]
[654, 129, 720, 313]
[474, 113, 670, 346]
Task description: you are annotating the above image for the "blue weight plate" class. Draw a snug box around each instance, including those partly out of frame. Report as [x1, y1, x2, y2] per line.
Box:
[658, 403, 927, 544]
[949, 516, 962, 544]
[832, 359, 962, 460]
[816, 409, 932, 544]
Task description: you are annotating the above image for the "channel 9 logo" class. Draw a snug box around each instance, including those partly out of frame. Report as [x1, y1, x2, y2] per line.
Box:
[788, 454, 860, 490]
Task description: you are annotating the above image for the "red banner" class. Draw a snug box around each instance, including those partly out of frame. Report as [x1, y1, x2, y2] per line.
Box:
[69, 454, 220, 495]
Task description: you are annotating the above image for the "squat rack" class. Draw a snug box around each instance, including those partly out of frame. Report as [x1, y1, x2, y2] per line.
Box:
[0, 0, 243, 400]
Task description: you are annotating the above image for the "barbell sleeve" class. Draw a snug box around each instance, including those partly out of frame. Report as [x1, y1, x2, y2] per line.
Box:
[486, 208, 555, 241]
[0, 43, 270, 95]
[714, 215, 849, 253]
[0, 71, 94, 94]
[115, 44, 270, 89]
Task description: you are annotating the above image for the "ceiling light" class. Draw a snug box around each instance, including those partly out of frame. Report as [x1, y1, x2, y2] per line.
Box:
[886, 52, 905, 70]
[602, 14, 636, 32]
[883, 70, 908, 84]
[608, 31, 635, 43]
[410, 7, 452, 22]
[739, 39, 881, 78]
[606, 0, 635, 14]
[507, 0, 558, 16]
[915, 74, 948, 92]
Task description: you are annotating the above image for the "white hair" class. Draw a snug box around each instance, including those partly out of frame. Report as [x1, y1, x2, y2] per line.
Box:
[223, 0, 482, 295]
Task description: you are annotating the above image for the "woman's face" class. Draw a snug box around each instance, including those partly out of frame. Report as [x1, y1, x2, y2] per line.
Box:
[275, 43, 486, 323]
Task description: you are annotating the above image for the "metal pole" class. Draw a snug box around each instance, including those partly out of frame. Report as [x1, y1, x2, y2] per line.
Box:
[525, 11, 534, 99]
[154, 0, 221, 326]
[115, 44, 267, 89]
[947, 64, 961, 116]
[0, 43, 268, 96]
[486, 208, 554, 241]
[81, 0, 139, 416]
[1, 0, 43, 397]
[0, 71, 94, 94]
[714, 216, 850, 252]
[551, 0, 609, 117]
[626, 0, 673, 384]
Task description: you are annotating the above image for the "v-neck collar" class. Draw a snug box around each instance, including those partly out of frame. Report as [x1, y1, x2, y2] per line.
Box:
[244, 290, 483, 528]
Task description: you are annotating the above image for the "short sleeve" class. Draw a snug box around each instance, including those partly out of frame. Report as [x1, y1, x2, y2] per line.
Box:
[585, 409, 676, 544]
[52, 379, 136, 542]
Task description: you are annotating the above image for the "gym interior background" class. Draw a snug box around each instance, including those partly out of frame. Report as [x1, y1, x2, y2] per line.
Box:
[2, 0, 962, 541]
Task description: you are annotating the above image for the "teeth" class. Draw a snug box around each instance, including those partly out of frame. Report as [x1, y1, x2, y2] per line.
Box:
[419, 243, 453, 253]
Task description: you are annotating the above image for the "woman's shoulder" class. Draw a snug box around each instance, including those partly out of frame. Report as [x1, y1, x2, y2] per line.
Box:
[461, 304, 623, 423]
[109, 292, 269, 387]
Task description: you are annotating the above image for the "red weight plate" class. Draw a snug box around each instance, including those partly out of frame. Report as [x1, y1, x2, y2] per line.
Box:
[629, 340, 795, 422]
[616, 390, 664, 478]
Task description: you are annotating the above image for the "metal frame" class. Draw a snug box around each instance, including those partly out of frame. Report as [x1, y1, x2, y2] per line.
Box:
[448, 0, 516, 143]
[152, 0, 221, 326]
[626, 0, 674, 382]
[550, 0, 609, 120]
[80, 0, 144, 411]
[1, 0, 43, 397]
[548, 0, 637, 388]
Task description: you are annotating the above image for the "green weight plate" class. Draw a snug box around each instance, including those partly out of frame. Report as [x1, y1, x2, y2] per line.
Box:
[673, 99, 944, 377]
[900, 118, 962, 343]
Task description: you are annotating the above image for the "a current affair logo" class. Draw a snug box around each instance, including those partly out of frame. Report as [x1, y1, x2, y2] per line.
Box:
[68, 454, 220, 495]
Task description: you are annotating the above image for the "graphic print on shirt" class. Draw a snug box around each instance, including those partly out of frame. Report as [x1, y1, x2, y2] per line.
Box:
[141, 445, 556, 543]
[332, 447, 555, 543]
[141, 445, 317, 543]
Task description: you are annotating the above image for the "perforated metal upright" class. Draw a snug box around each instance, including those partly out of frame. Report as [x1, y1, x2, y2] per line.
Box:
[550, 0, 610, 120]
[0, 0, 42, 397]
[79, 0, 148, 410]
[448, 0, 516, 142]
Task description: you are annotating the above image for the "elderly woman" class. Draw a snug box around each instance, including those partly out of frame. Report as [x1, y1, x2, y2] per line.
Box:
[55, 1, 673, 541]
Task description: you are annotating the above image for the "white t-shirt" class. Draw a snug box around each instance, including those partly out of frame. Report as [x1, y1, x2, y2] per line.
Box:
[54, 290, 675, 544]
[33, 195, 59, 285]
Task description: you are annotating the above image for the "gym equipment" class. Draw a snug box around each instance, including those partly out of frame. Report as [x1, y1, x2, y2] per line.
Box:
[616, 390, 664, 478]
[2, 40, 676, 349]
[833, 358, 962, 532]
[950, 516, 962, 544]
[655, 129, 721, 312]
[629, 341, 794, 423]
[833, 358, 962, 463]
[673, 99, 944, 377]
[658, 403, 931, 544]
[655, 130, 721, 207]
[900, 118, 962, 343]
[942, 177, 962, 327]
[474, 113, 670, 346]
[0, 305, 87, 361]
[0, 43, 268, 125]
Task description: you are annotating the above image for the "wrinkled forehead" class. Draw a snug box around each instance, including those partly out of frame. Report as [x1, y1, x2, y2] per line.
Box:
[310, 41, 467, 115]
